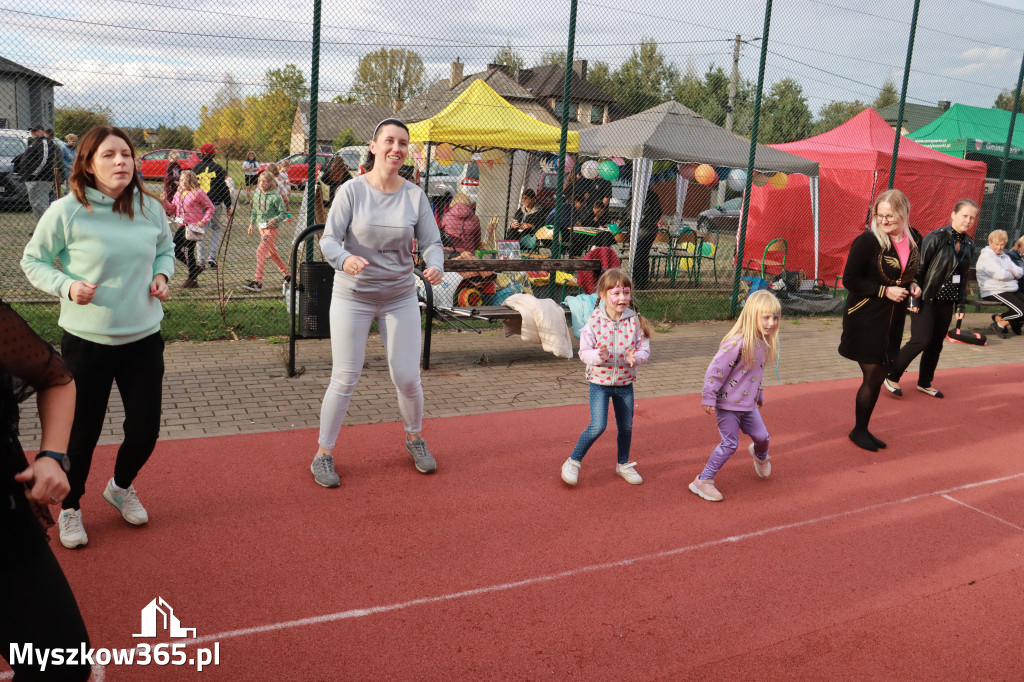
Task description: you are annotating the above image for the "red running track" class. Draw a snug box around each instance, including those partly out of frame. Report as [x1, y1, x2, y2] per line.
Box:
[5, 363, 1023, 681]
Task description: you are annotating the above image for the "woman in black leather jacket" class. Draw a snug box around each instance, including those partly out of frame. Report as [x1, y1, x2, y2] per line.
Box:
[885, 199, 978, 399]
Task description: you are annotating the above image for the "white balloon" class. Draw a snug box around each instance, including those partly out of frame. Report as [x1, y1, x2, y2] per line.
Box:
[581, 160, 600, 180]
[727, 168, 747, 192]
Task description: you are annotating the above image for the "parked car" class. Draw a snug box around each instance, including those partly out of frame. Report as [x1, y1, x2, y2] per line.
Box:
[697, 196, 743, 234]
[138, 149, 201, 181]
[258, 152, 334, 189]
[0, 130, 31, 210]
[422, 158, 479, 204]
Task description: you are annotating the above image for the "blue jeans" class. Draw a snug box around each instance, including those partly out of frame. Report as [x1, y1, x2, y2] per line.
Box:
[569, 383, 634, 465]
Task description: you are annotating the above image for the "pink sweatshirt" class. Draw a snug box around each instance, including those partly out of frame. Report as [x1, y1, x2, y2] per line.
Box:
[701, 337, 767, 411]
[167, 189, 214, 226]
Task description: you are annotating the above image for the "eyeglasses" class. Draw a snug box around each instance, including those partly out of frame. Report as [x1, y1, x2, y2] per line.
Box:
[875, 214, 898, 224]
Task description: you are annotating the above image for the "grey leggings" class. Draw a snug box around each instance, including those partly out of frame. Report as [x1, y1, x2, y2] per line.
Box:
[318, 290, 423, 449]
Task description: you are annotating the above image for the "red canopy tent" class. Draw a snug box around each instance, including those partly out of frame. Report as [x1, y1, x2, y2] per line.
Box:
[744, 108, 987, 282]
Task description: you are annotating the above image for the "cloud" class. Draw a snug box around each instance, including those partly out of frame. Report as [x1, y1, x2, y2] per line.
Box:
[944, 46, 1014, 79]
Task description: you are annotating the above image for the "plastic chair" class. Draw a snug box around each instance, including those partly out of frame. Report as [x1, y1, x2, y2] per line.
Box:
[677, 240, 718, 284]
[745, 238, 788, 279]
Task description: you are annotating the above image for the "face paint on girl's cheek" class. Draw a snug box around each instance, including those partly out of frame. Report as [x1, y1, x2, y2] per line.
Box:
[606, 287, 631, 305]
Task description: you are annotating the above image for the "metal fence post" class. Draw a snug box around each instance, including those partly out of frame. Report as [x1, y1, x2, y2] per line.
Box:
[730, 0, 774, 318]
[888, 0, 921, 188]
[304, 0, 322, 263]
[552, 0, 578, 261]
[991, 52, 1024, 232]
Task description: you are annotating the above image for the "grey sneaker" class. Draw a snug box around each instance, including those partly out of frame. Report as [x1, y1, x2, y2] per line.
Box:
[405, 437, 436, 473]
[58, 508, 88, 549]
[311, 454, 340, 488]
[102, 478, 149, 525]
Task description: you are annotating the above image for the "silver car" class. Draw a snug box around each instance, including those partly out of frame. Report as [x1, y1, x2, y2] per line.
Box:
[697, 196, 743, 234]
[0, 131, 30, 210]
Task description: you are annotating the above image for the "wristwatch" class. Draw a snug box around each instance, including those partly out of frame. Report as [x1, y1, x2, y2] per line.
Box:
[36, 450, 71, 473]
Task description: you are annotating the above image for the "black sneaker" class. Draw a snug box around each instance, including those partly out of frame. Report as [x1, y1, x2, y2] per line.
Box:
[243, 280, 262, 292]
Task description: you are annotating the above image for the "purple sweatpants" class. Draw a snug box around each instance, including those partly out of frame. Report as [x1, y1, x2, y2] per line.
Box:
[699, 407, 770, 480]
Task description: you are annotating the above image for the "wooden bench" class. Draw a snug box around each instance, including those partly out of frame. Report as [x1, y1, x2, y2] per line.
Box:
[415, 258, 603, 370]
[964, 267, 1002, 310]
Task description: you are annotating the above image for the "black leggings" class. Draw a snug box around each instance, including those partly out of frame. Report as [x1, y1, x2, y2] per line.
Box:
[60, 332, 165, 510]
[855, 362, 887, 431]
[173, 227, 202, 280]
[0, 505, 91, 681]
[888, 301, 954, 388]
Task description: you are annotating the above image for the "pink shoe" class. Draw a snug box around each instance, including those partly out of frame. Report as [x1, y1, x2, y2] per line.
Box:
[688, 477, 723, 502]
[749, 443, 772, 479]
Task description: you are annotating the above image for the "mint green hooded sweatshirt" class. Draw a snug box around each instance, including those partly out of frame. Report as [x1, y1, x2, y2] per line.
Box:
[21, 186, 175, 345]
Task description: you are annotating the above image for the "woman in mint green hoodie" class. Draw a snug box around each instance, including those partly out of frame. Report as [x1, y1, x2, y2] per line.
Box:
[21, 126, 174, 550]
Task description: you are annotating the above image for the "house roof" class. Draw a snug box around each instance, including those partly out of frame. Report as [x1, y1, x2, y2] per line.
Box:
[516, 64, 614, 104]
[0, 56, 62, 86]
[295, 101, 392, 143]
[877, 102, 946, 133]
[400, 67, 556, 125]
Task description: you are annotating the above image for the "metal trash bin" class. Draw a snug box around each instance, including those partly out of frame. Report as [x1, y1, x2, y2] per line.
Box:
[298, 261, 335, 338]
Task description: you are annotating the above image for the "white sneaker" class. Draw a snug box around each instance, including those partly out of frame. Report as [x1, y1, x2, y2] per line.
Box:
[615, 462, 643, 485]
[102, 478, 149, 525]
[561, 458, 581, 485]
[58, 508, 88, 549]
[749, 443, 772, 479]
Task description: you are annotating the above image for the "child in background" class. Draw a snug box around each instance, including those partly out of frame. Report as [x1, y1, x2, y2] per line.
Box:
[690, 290, 781, 502]
[561, 268, 651, 487]
[277, 159, 292, 205]
[167, 169, 214, 289]
[244, 171, 291, 292]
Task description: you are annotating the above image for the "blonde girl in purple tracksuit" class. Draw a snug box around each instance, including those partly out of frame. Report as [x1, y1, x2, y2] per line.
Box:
[690, 290, 781, 502]
[561, 268, 652, 487]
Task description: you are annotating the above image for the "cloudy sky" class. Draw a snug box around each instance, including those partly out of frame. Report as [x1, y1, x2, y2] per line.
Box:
[4, 0, 1024, 128]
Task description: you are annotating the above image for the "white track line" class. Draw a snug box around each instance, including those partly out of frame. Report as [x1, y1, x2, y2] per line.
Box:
[175, 471, 1024, 648]
[942, 494, 1024, 531]
[0, 664, 103, 680]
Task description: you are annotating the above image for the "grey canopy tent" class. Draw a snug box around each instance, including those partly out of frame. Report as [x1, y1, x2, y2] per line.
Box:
[578, 101, 824, 277]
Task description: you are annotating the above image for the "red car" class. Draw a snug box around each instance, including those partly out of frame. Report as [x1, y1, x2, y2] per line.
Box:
[138, 149, 201, 181]
[257, 153, 334, 189]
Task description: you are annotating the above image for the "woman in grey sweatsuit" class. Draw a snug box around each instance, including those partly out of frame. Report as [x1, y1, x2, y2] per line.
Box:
[310, 119, 444, 487]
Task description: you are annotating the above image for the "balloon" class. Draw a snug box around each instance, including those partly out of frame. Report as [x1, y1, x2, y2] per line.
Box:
[598, 159, 619, 180]
[451, 147, 472, 164]
[581, 160, 600, 180]
[694, 164, 717, 186]
[481, 148, 504, 162]
[715, 166, 731, 181]
[727, 169, 747, 191]
[678, 163, 697, 181]
[752, 171, 770, 187]
[435, 143, 453, 160]
[437, 156, 453, 167]
[611, 157, 625, 166]
[563, 155, 575, 174]
[769, 172, 788, 189]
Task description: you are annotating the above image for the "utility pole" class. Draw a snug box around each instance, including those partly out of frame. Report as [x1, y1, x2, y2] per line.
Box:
[725, 34, 741, 133]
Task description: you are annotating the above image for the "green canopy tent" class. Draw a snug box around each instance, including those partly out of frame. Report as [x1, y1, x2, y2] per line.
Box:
[910, 103, 1024, 161]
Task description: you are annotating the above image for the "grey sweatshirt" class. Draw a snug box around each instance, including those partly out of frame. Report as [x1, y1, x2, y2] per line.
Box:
[321, 175, 444, 301]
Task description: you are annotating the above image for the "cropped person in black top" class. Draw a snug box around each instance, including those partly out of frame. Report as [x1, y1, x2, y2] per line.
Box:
[0, 299, 91, 681]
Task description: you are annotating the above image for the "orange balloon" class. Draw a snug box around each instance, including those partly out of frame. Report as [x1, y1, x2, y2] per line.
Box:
[435, 143, 453, 160]
[694, 164, 717, 186]
[769, 172, 788, 189]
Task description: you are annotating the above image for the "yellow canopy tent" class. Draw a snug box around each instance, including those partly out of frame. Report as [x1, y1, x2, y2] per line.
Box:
[407, 80, 579, 152]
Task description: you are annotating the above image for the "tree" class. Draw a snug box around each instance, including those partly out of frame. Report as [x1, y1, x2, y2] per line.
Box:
[995, 87, 1024, 113]
[351, 48, 426, 106]
[587, 61, 613, 95]
[155, 124, 194, 150]
[54, 107, 112, 137]
[873, 78, 899, 110]
[813, 100, 866, 135]
[492, 42, 525, 78]
[603, 39, 678, 116]
[265, 65, 309, 102]
[536, 50, 567, 67]
[333, 128, 362, 149]
[759, 78, 812, 144]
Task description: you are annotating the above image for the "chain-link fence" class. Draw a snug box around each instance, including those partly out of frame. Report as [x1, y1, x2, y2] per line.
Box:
[3, 1, 1024, 342]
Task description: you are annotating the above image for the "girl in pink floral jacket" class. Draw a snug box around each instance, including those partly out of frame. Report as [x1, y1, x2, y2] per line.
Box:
[560, 268, 651, 487]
